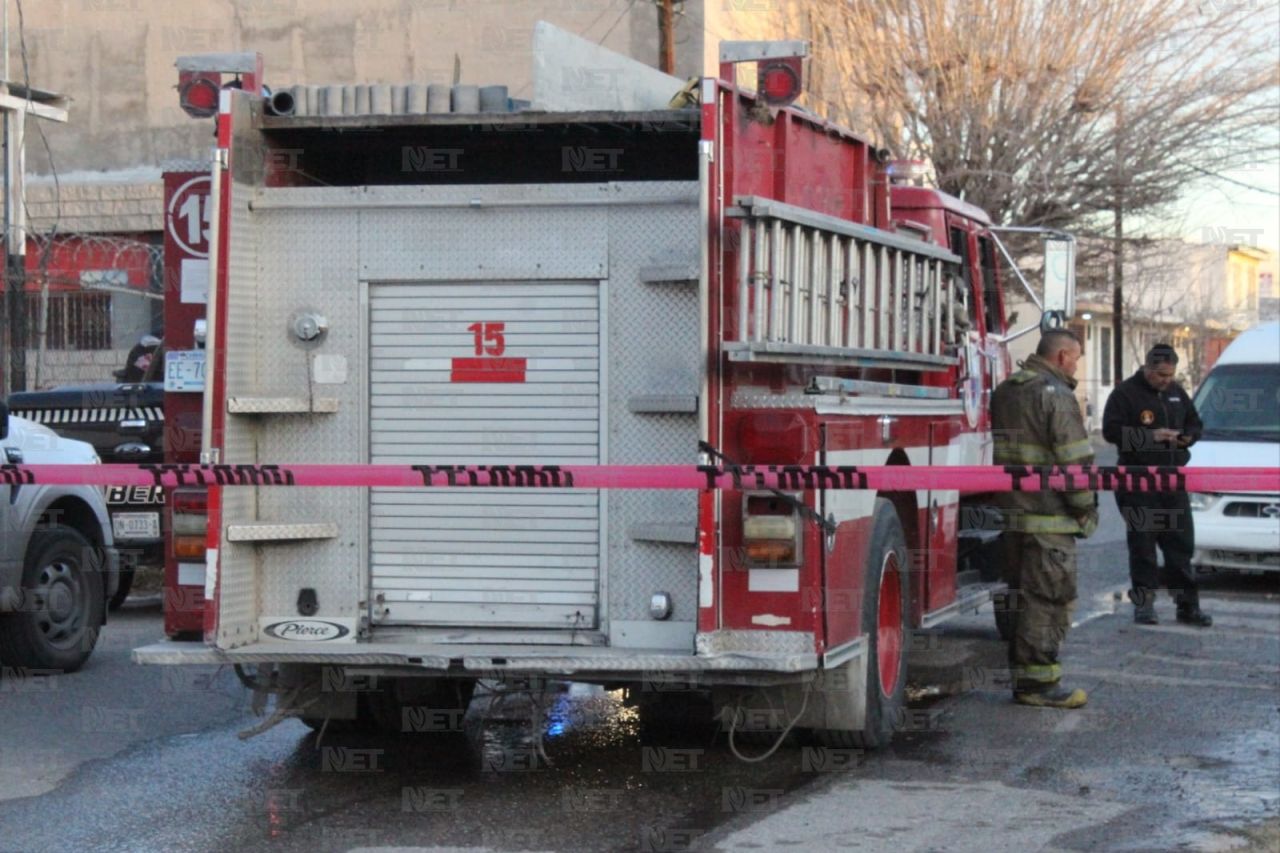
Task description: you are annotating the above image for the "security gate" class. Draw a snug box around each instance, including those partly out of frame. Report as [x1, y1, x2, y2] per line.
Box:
[368, 281, 602, 629]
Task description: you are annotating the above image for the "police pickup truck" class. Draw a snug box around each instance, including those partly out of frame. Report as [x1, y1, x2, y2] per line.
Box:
[6, 374, 163, 610]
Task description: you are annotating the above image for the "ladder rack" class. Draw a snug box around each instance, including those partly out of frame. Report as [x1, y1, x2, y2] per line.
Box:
[725, 196, 964, 372]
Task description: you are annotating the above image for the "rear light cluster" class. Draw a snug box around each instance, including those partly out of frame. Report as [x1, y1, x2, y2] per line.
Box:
[171, 487, 209, 560]
[743, 493, 802, 566]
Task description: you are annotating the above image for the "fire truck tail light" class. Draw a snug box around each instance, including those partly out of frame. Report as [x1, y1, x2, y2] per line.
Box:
[172, 489, 206, 513]
[743, 494, 802, 566]
[174, 536, 207, 559]
[171, 487, 209, 560]
[744, 515, 796, 540]
[745, 539, 798, 564]
[172, 513, 207, 536]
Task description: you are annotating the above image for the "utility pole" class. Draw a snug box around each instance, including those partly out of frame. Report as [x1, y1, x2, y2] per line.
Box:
[1112, 105, 1124, 386]
[0, 6, 67, 395]
[658, 0, 676, 74]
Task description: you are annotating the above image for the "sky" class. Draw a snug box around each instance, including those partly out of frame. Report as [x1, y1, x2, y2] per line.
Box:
[1170, 162, 1280, 257]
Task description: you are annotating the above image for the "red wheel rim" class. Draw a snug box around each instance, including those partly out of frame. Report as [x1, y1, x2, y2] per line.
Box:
[877, 552, 903, 697]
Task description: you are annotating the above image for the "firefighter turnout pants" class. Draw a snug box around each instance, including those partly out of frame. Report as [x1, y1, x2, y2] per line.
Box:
[1114, 490, 1199, 607]
[1002, 531, 1077, 692]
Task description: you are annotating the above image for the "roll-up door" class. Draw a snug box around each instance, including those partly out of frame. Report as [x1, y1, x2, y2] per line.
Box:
[368, 281, 601, 629]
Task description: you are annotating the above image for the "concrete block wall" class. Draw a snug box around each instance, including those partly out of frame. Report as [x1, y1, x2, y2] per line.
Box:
[25, 348, 131, 390]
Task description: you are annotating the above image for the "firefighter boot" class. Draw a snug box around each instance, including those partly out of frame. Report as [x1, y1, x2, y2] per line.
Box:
[1014, 683, 1088, 709]
[1175, 592, 1213, 627]
[1128, 588, 1158, 625]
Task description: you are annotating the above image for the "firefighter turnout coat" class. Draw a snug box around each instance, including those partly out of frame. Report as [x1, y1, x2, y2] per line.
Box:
[991, 354, 1097, 535]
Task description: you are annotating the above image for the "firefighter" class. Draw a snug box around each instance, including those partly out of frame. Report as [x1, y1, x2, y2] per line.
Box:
[991, 329, 1097, 709]
[1102, 343, 1210, 627]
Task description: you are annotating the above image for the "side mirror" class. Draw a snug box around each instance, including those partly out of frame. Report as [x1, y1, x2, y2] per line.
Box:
[1042, 235, 1076, 320]
[0, 400, 8, 440]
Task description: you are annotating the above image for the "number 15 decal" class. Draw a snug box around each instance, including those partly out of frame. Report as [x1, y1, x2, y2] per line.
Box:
[467, 322, 505, 356]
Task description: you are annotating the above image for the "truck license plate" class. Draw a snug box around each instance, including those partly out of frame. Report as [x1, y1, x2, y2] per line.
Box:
[113, 512, 160, 540]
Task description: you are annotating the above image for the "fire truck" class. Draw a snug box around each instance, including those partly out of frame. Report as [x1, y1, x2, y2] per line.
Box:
[136, 30, 1075, 748]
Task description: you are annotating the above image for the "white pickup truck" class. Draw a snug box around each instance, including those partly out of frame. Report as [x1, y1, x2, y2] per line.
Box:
[0, 401, 120, 672]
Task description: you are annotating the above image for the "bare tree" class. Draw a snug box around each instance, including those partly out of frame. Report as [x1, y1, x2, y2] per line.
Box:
[788, 0, 1279, 239]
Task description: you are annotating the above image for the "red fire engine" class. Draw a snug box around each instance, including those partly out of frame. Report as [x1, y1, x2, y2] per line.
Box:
[138, 35, 1074, 749]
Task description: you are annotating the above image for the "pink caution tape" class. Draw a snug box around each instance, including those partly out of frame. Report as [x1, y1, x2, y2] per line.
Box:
[4, 463, 1278, 493]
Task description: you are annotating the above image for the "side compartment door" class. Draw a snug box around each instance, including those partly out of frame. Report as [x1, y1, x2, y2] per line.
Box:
[367, 281, 602, 630]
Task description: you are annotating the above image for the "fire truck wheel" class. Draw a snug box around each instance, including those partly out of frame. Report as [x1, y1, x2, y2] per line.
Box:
[108, 565, 135, 611]
[365, 677, 477, 735]
[0, 526, 105, 673]
[816, 498, 908, 749]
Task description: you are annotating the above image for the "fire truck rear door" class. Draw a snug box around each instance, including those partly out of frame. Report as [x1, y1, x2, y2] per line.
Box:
[367, 280, 601, 630]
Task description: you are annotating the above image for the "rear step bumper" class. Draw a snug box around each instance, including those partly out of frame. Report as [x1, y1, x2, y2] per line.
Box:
[132, 639, 836, 683]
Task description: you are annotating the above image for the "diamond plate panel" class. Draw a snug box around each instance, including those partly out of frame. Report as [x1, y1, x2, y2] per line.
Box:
[225, 523, 339, 542]
[695, 630, 816, 657]
[604, 190, 702, 638]
[349, 185, 612, 282]
[239, 204, 366, 629]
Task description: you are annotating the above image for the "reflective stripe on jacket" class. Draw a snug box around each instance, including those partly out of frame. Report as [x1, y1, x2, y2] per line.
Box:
[990, 353, 1097, 533]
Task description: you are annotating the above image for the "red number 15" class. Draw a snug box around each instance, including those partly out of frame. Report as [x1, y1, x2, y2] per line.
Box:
[467, 322, 505, 356]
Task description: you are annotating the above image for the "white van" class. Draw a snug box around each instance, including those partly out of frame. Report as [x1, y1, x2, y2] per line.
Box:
[1187, 322, 1280, 573]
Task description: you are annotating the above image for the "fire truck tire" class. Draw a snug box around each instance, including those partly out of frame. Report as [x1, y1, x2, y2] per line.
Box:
[108, 565, 135, 611]
[365, 677, 477, 735]
[0, 526, 105, 673]
[816, 498, 908, 749]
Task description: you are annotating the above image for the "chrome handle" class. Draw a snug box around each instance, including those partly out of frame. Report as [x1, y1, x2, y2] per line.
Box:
[877, 414, 898, 443]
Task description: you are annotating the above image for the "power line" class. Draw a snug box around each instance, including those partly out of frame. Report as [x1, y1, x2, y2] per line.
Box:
[1182, 161, 1280, 197]
[599, 0, 640, 46]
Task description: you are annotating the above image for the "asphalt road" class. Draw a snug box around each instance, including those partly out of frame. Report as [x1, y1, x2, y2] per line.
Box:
[1, 448, 1276, 852]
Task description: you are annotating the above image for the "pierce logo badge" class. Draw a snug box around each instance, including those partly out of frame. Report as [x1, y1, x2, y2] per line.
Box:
[262, 620, 350, 641]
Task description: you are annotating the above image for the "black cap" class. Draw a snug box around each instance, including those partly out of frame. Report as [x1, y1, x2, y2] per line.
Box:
[1145, 343, 1178, 366]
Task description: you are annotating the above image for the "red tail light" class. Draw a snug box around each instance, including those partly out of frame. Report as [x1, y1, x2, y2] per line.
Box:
[172, 487, 208, 514]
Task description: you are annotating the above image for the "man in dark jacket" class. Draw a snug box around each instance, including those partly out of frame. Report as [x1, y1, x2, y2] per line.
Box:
[1102, 343, 1211, 627]
[991, 329, 1097, 709]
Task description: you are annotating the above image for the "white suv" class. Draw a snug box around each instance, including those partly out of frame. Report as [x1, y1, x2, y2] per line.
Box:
[0, 401, 120, 672]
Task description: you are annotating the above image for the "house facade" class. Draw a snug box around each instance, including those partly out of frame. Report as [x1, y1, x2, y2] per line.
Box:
[1007, 239, 1273, 431]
